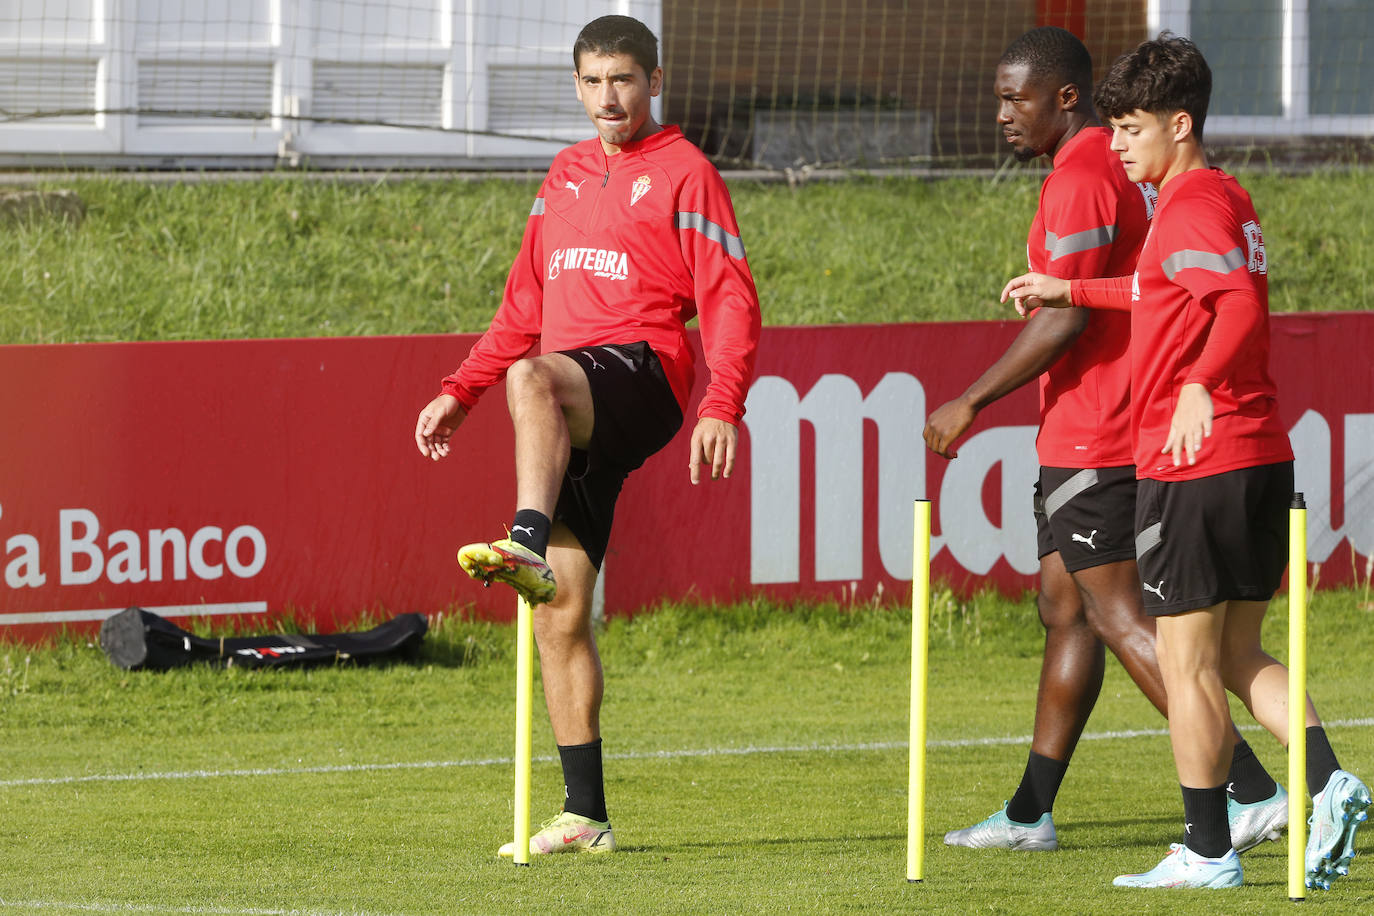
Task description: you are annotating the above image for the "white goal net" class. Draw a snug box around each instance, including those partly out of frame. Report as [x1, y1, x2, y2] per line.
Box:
[1, 1, 1370, 169]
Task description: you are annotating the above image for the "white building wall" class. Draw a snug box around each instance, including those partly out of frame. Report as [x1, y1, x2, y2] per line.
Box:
[0, 0, 661, 167]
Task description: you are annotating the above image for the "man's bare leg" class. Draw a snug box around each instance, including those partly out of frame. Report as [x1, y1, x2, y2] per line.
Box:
[506, 354, 595, 516]
[1028, 551, 1104, 762]
[530, 524, 611, 828]
[535, 525, 603, 746]
[461, 354, 596, 604]
[1218, 600, 1320, 743]
[1074, 559, 1167, 713]
[998, 552, 1100, 830]
[1075, 564, 1283, 845]
[1154, 605, 1234, 859]
[492, 355, 617, 855]
[945, 552, 1097, 848]
[956, 557, 1283, 850]
[1218, 600, 1371, 887]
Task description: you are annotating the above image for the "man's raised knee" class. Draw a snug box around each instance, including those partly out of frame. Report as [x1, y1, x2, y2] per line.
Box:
[506, 357, 553, 399]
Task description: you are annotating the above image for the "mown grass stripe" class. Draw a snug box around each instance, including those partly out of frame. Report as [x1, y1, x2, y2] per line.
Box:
[0, 899, 396, 916]
[6, 718, 1370, 790]
[0, 601, 268, 627]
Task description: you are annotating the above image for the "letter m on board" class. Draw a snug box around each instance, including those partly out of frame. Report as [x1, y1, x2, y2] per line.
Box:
[742, 373, 925, 584]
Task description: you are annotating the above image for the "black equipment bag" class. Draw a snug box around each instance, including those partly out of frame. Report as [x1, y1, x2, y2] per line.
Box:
[99, 607, 428, 671]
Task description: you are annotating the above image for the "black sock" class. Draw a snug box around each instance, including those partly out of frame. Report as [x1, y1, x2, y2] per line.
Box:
[1226, 738, 1278, 804]
[509, 509, 551, 557]
[1006, 751, 1069, 823]
[1181, 784, 1232, 857]
[1306, 726, 1341, 798]
[558, 739, 608, 823]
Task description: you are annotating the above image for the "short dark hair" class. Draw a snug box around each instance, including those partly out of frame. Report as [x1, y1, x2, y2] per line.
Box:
[1094, 32, 1211, 140]
[574, 15, 659, 78]
[999, 26, 1093, 99]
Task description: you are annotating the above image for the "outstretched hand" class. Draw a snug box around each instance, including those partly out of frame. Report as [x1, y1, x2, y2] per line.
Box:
[415, 394, 467, 461]
[1001, 272, 1072, 317]
[689, 417, 738, 484]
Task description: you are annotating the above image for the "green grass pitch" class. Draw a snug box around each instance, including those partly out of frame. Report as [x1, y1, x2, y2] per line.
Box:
[1, 590, 1370, 914]
[2, 168, 1371, 912]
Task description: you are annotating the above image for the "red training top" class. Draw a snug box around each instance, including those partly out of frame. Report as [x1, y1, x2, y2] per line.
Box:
[1028, 126, 1154, 467]
[1069, 168, 1293, 480]
[441, 125, 762, 424]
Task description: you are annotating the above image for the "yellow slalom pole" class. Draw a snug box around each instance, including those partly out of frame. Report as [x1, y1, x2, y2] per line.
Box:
[1288, 494, 1307, 901]
[908, 499, 932, 883]
[513, 595, 534, 867]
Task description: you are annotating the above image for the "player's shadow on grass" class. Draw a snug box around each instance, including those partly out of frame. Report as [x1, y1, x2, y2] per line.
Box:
[1063, 813, 1270, 853]
[418, 632, 513, 668]
[640, 817, 1188, 855]
[630, 832, 907, 855]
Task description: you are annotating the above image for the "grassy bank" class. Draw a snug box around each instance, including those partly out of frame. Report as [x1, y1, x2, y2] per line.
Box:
[2, 168, 1370, 345]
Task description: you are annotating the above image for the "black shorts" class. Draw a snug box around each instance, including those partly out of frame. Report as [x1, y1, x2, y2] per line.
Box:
[1033, 466, 1137, 573]
[554, 341, 683, 571]
[1134, 461, 1293, 616]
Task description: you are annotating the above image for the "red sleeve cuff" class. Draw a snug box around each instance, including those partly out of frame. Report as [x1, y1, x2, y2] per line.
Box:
[697, 404, 743, 425]
[1182, 372, 1224, 390]
[1069, 276, 1133, 311]
[440, 379, 479, 413]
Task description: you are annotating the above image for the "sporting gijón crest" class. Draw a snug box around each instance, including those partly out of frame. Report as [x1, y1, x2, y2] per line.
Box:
[630, 174, 652, 206]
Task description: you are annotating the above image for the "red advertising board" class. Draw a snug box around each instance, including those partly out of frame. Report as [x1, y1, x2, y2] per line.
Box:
[2, 314, 1371, 640]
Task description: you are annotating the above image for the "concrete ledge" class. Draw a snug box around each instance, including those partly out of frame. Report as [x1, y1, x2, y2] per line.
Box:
[752, 110, 934, 169]
[0, 189, 86, 225]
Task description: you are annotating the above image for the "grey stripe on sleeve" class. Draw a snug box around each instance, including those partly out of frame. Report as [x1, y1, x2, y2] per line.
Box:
[677, 211, 747, 260]
[1043, 469, 1098, 520]
[1161, 246, 1245, 280]
[1045, 225, 1117, 261]
[1135, 522, 1163, 560]
[530, 197, 545, 216]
